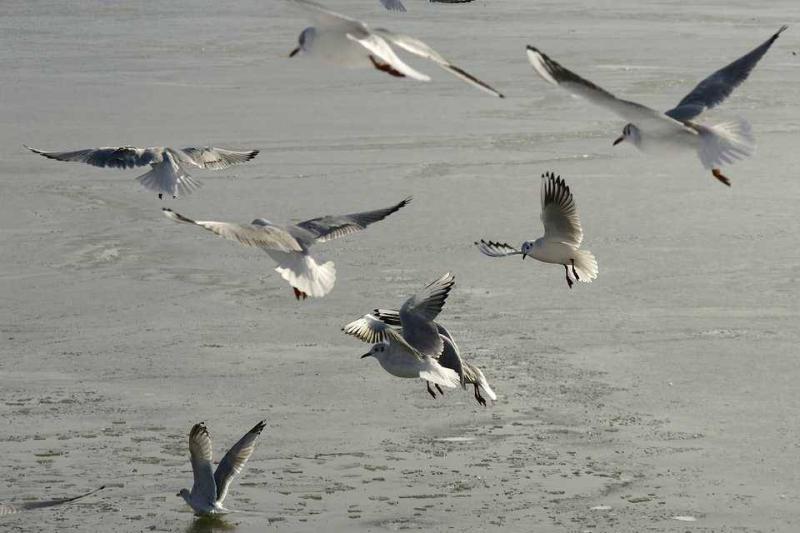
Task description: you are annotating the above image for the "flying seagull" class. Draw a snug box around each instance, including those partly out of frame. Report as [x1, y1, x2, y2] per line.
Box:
[25, 145, 259, 198]
[476, 172, 597, 289]
[343, 273, 467, 397]
[0, 486, 105, 517]
[163, 197, 410, 299]
[380, 0, 406, 12]
[371, 308, 496, 405]
[178, 420, 266, 516]
[526, 26, 788, 186]
[287, 0, 503, 98]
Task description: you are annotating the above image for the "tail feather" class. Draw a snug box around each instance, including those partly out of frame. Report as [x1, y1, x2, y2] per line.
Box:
[265, 250, 336, 298]
[572, 249, 598, 283]
[420, 361, 460, 389]
[468, 364, 497, 401]
[697, 118, 755, 170]
[136, 160, 202, 198]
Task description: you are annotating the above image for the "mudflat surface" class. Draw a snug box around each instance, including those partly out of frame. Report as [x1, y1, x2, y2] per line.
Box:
[1, 1, 799, 531]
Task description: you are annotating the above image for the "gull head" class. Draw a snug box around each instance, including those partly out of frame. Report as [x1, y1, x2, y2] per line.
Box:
[614, 123, 641, 147]
[177, 488, 191, 502]
[361, 343, 388, 359]
[290, 27, 316, 57]
[251, 218, 272, 227]
[521, 241, 534, 260]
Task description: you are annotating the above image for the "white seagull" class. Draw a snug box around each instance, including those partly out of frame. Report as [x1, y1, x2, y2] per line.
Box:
[0, 486, 105, 517]
[178, 420, 266, 516]
[527, 26, 788, 186]
[476, 172, 597, 289]
[343, 273, 465, 397]
[371, 308, 496, 405]
[163, 197, 410, 300]
[25, 145, 259, 198]
[287, 0, 503, 98]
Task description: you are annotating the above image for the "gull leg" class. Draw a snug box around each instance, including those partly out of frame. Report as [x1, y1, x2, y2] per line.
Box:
[426, 382, 437, 399]
[158, 193, 163, 200]
[435, 384, 444, 395]
[571, 259, 580, 281]
[293, 287, 301, 300]
[563, 265, 574, 289]
[473, 384, 486, 407]
[369, 55, 406, 78]
[712, 168, 731, 187]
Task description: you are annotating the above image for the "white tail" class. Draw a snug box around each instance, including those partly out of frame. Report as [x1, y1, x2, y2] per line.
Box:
[572, 249, 598, 283]
[696, 118, 755, 170]
[265, 250, 336, 298]
[420, 360, 460, 389]
[470, 364, 497, 401]
[136, 159, 201, 197]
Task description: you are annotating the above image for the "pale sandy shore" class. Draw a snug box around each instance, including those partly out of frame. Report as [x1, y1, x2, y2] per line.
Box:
[1, 0, 799, 531]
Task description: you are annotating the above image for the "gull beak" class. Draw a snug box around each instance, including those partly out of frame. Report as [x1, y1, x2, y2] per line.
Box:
[360, 352, 372, 359]
[522, 253, 527, 261]
[176, 492, 181, 497]
[289, 47, 300, 58]
[613, 136, 624, 146]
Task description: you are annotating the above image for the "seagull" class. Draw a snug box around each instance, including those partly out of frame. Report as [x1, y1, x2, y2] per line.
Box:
[527, 26, 788, 186]
[287, 0, 503, 98]
[343, 273, 465, 397]
[163, 197, 410, 300]
[25, 145, 259, 198]
[476, 172, 597, 289]
[0, 486, 105, 517]
[371, 308, 496, 405]
[178, 420, 266, 516]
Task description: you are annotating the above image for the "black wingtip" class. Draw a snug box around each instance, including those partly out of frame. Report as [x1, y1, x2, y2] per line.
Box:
[249, 150, 260, 160]
[251, 419, 268, 435]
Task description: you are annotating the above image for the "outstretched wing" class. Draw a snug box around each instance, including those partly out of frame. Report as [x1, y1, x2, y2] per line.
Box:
[179, 147, 259, 170]
[380, 0, 406, 12]
[346, 32, 431, 81]
[0, 486, 105, 516]
[398, 273, 455, 356]
[374, 29, 504, 97]
[372, 308, 457, 346]
[295, 197, 411, 243]
[163, 208, 303, 253]
[189, 423, 217, 507]
[214, 420, 267, 505]
[343, 314, 423, 361]
[540, 172, 583, 247]
[526, 46, 685, 133]
[666, 26, 788, 121]
[475, 239, 522, 258]
[25, 145, 161, 169]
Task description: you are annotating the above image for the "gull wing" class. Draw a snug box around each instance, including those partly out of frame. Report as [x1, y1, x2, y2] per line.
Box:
[343, 314, 424, 361]
[380, 0, 406, 12]
[374, 29, 504, 97]
[25, 145, 161, 169]
[666, 26, 788, 121]
[372, 308, 457, 345]
[526, 46, 686, 133]
[346, 32, 431, 81]
[178, 147, 260, 170]
[295, 197, 411, 243]
[214, 420, 267, 505]
[540, 172, 583, 247]
[0, 486, 105, 516]
[189, 423, 217, 507]
[398, 273, 455, 356]
[475, 239, 522, 258]
[163, 209, 303, 253]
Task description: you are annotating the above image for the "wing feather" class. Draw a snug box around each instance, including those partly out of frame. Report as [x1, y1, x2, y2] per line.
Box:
[189, 423, 217, 506]
[214, 420, 267, 505]
[179, 147, 259, 170]
[475, 239, 522, 258]
[540, 172, 583, 247]
[25, 145, 161, 169]
[296, 197, 411, 243]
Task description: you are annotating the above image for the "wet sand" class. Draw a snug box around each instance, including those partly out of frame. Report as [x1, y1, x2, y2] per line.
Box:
[1, 0, 799, 531]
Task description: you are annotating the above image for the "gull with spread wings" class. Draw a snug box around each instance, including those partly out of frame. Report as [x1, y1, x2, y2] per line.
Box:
[178, 420, 266, 516]
[343, 273, 476, 399]
[163, 197, 410, 299]
[476, 172, 597, 289]
[527, 26, 788, 186]
[25, 145, 259, 199]
[287, 0, 503, 98]
[369, 308, 496, 405]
